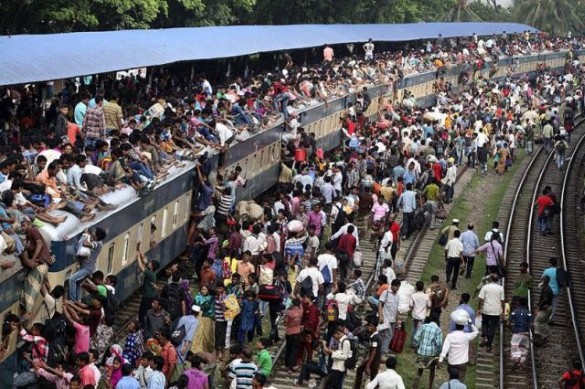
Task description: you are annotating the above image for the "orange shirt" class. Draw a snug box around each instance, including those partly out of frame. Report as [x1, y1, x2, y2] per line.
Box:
[160, 342, 178, 376]
[376, 283, 390, 298]
[36, 170, 60, 198]
[79, 364, 96, 387]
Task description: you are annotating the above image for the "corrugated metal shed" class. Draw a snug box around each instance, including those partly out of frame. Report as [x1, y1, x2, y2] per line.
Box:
[0, 22, 538, 86]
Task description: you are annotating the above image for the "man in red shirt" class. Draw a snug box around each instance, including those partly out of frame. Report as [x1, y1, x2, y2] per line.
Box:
[336, 225, 357, 282]
[273, 80, 289, 120]
[388, 213, 401, 261]
[298, 294, 320, 364]
[535, 189, 554, 236]
[76, 352, 97, 387]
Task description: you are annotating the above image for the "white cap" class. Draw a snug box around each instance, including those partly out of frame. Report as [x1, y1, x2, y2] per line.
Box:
[191, 305, 201, 313]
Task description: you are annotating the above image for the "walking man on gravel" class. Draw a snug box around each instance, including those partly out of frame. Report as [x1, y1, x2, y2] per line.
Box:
[444, 229, 464, 291]
[460, 223, 480, 278]
[478, 274, 505, 352]
[412, 313, 443, 389]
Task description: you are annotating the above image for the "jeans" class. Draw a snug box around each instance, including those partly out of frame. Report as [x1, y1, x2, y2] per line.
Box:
[544, 137, 552, 153]
[463, 256, 475, 278]
[130, 161, 154, 180]
[401, 212, 414, 238]
[379, 323, 395, 354]
[12, 371, 38, 389]
[538, 214, 549, 233]
[445, 184, 454, 203]
[274, 93, 289, 120]
[550, 294, 559, 322]
[285, 333, 302, 369]
[297, 360, 327, 384]
[324, 370, 345, 388]
[556, 152, 565, 169]
[445, 258, 461, 289]
[411, 318, 424, 347]
[69, 268, 92, 301]
[481, 314, 500, 347]
[467, 152, 476, 168]
[480, 162, 488, 176]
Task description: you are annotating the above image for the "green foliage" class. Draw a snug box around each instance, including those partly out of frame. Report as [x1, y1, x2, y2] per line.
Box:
[512, 0, 585, 35]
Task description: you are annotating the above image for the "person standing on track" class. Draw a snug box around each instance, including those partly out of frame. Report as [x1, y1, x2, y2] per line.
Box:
[444, 229, 464, 291]
[397, 183, 417, 240]
[542, 257, 561, 324]
[477, 273, 505, 352]
[460, 223, 480, 279]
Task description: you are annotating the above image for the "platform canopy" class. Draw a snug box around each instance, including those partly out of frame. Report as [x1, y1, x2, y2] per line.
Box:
[0, 22, 538, 86]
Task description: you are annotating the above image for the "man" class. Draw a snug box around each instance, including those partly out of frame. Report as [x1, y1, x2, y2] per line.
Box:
[478, 273, 505, 352]
[442, 158, 457, 203]
[74, 94, 90, 128]
[323, 326, 351, 387]
[82, 95, 106, 148]
[363, 38, 375, 60]
[439, 315, 479, 383]
[533, 275, 553, 347]
[295, 257, 325, 299]
[438, 368, 467, 389]
[428, 275, 449, 319]
[441, 219, 460, 242]
[412, 313, 443, 389]
[103, 91, 124, 133]
[509, 297, 531, 368]
[175, 305, 200, 362]
[157, 329, 178, 385]
[336, 224, 357, 281]
[542, 120, 554, 153]
[317, 242, 338, 301]
[388, 213, 401, 260]
[147, 356, 166, 389]
[410, 281, 430, 348]
[76, 352, 97, 387]
[354, 317, 382, 389]
[397, 182, 417, 239]
[444, 229, 464, 290]
[116, 364, 141, 389]
[366, 356, 405, 389]
[459, 223, 480, 278]
[69, 227, 107, 301]
[183, 354, 209, 389]
[233, 348, 258, 389]
[448, 293, 475, 334]
[512, 262, 533, 305]
[542, 257, 560, 323]
[378, 279, 401, 355]
[144, 298, 169, 340]
[535, 189, 555, 236]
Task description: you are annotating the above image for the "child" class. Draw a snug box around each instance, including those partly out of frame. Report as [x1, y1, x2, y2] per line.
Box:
[238, 290, 259, 344]
[256, 338, 273, 377]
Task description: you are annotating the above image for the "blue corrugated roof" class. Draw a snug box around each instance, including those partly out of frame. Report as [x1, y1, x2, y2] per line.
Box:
[0, 22, 538, 86]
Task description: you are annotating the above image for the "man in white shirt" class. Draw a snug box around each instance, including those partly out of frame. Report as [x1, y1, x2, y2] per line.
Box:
[410, 281, 431, 348]
[317, 243, 338, 298]
[330, 222, 360, 248]
[444, 229, 464, 291]
[366, 357, 406, 389]
[478, 274, 505, 352]
[439, 317, 479, 383]
[327, 282, 361, 321]
[323, 326, 351, 387]
[295, 258, 325, 298]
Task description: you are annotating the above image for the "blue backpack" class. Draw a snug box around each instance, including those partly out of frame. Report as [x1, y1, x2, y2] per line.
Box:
[321, 264, 332, 284]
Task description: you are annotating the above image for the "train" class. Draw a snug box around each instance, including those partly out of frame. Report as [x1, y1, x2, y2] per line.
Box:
[0, 47, 582, 380]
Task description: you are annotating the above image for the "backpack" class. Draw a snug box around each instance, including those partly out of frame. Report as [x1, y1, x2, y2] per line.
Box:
[300, 274, 313, 297]
[104, 289, 120, 326]
[343, 337, 359, 370]
[320, 263, 332, 284]
[557, 267, 572, 288]
[170, 324, 186, 346]
[556, 141, 567, 154]
[163, 284, 184, 321]
[42, 312, 68, 366]
[325, 300, 339, 322]
[438, 232, 448, 246]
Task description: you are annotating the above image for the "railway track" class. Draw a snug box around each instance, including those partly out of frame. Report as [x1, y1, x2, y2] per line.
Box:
[499, 123, 585, 388]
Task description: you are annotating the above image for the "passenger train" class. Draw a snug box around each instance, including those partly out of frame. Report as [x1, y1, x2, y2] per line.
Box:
[0, 47, 582, 377]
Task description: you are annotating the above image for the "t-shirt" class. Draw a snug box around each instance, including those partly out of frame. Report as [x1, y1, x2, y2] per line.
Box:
[478, 283, 505, 316]
[411, 291, 431, 320]
[317, 253, 338, 284]
[542, 267, 560, 295]
[233, 360, 258, 389]
[73, 321, 90, 354]
[143, 270, 157, 298]
[257, 349, 273, 377]
[296, 267, 325, 297]
[369, 332, 382, 365]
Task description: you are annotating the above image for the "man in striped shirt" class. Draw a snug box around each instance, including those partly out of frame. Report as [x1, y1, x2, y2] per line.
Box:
[81, 95, 106, 148]
[233, 348, 258, 389]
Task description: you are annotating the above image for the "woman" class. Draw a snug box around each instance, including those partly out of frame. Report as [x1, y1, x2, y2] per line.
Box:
[192, 285, 215, 353]
[474, 233, 504, 276]
[496, 142, 510, 174]
[123, 320, 144, 366]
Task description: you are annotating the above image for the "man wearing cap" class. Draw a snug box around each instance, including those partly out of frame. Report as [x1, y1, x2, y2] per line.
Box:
[444, 230, 464, 290]
[439, 310, 479, 383]
[441, 219, 460, 242]
[175, 305, 201, 362]
[442, 158, 457, 203]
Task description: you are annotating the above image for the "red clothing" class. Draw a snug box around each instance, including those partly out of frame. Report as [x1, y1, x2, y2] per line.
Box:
[301, 302, 320, 334]
[432, 163, 443, 182]
[536, 195, 554, 216]
[284, 306, 303, 335]
[389, 222, 401, 244]
[79, 364, 96, 386]
[337, 233, 356, 256]
[561, 369, 585, 389]
[274, 82, 288, 95]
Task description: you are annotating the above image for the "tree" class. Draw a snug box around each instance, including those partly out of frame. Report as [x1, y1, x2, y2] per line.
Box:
[441, 0, 484, 22]
[512, 0, 585, 35]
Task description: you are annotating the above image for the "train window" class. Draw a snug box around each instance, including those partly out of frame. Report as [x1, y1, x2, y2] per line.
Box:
[122, 232, 130, 266]
[107, 243, 115, 274]
[173, 201, 179, 229]
[162, 208, 168, 237]
[184, 196, 189, 221]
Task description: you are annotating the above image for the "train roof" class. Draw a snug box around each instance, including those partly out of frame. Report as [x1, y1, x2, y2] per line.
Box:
[0, 22, 539, 86]
[42, 159, 196, 242]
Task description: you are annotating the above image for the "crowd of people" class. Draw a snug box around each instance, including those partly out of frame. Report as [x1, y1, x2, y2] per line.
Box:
[1, 28, 585, 389]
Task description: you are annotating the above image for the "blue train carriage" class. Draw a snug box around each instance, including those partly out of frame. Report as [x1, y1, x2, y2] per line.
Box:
[0, 161, 195, 379]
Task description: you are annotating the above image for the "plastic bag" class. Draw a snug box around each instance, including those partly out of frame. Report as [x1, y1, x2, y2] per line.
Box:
[474, 316, 482, 331]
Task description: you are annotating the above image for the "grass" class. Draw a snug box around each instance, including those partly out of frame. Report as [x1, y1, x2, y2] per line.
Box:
[395, 151, 526, 388]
